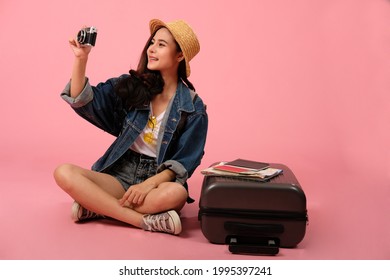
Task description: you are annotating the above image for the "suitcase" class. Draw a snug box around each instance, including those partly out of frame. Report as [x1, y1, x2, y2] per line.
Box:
[198, 163, 308, 255]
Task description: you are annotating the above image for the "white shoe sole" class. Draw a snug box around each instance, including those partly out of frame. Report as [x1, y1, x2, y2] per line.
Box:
[167, 210, 182, 235]
[71, 201, 81, 222]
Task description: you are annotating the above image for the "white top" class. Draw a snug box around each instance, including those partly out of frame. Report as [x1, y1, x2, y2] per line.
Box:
[130, 109, 166, 158]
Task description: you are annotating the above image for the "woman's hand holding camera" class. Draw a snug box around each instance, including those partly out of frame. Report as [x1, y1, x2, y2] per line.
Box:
[69, 26, 97, 59]
[68, 37, 92, 60]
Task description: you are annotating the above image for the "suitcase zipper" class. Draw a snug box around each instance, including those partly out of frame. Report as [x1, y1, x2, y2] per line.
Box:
[199, 208, 308, 222]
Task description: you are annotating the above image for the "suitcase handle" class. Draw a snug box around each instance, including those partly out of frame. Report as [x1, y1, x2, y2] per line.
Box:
[228, 236, 280, 255]
[224, 221, 284, 235]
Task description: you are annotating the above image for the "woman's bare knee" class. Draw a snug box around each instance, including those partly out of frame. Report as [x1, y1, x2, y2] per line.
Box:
[54, 163, 125, 199]
[139, 182, 187, 213]
[53, 163, 80, 193]
[165, 184, 187, 211]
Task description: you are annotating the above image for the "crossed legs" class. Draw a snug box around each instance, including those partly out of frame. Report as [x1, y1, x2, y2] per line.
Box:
[53, 163, 188, 230]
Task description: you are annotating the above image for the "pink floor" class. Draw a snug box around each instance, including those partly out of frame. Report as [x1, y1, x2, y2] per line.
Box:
[1, 157, 389, 260]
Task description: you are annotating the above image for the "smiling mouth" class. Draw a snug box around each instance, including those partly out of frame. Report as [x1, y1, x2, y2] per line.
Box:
[148, 56, 158, 62]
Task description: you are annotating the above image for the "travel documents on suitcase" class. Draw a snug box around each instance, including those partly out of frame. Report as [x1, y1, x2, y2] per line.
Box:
[198, 161, 308, 255]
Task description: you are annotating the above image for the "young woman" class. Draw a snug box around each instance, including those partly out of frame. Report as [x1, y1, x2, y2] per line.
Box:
[54, 19, 208, 235]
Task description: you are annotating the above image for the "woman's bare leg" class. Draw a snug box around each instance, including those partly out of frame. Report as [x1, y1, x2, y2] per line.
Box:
[132, 182, 188, 214]
[53, 163, 144, 227]
[53, 163, 188, 229]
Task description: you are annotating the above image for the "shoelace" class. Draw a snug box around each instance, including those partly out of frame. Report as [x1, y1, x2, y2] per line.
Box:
[79, 207, 101, 220]
[147, 213, 173, 233]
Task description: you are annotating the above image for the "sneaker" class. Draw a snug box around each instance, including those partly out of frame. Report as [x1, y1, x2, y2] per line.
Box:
[142, 210, 182, 235]
[71, 201, 105, 222]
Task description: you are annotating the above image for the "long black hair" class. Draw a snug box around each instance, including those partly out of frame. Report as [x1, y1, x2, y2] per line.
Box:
[115, 28, 195, 110]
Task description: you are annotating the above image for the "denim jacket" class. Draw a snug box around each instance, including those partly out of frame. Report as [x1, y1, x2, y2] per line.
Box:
[61, 75, 208, 191]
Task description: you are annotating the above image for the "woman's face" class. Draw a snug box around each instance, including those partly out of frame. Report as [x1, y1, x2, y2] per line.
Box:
[147, 28, 183, 76]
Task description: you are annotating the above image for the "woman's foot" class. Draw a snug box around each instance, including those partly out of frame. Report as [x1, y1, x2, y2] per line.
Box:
[71, 201, 105, 222]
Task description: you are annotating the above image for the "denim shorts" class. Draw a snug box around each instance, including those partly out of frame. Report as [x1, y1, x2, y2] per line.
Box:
[103, 149, 157, 191]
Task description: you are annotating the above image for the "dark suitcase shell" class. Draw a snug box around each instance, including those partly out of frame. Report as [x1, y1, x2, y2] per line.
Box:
[198, 163, 308, 252]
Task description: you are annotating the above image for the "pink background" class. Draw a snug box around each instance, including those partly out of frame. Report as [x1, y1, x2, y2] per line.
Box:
[0, 0, 389, 259]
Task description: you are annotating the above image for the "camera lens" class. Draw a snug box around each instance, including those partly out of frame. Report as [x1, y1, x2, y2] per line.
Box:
[77, 29, 86, 44]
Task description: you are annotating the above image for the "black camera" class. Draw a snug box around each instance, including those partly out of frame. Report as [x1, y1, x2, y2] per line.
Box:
[77, 27, 97, 47]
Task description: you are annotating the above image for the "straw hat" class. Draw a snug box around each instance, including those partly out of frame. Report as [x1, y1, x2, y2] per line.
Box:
[149, 19, 200, 77]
